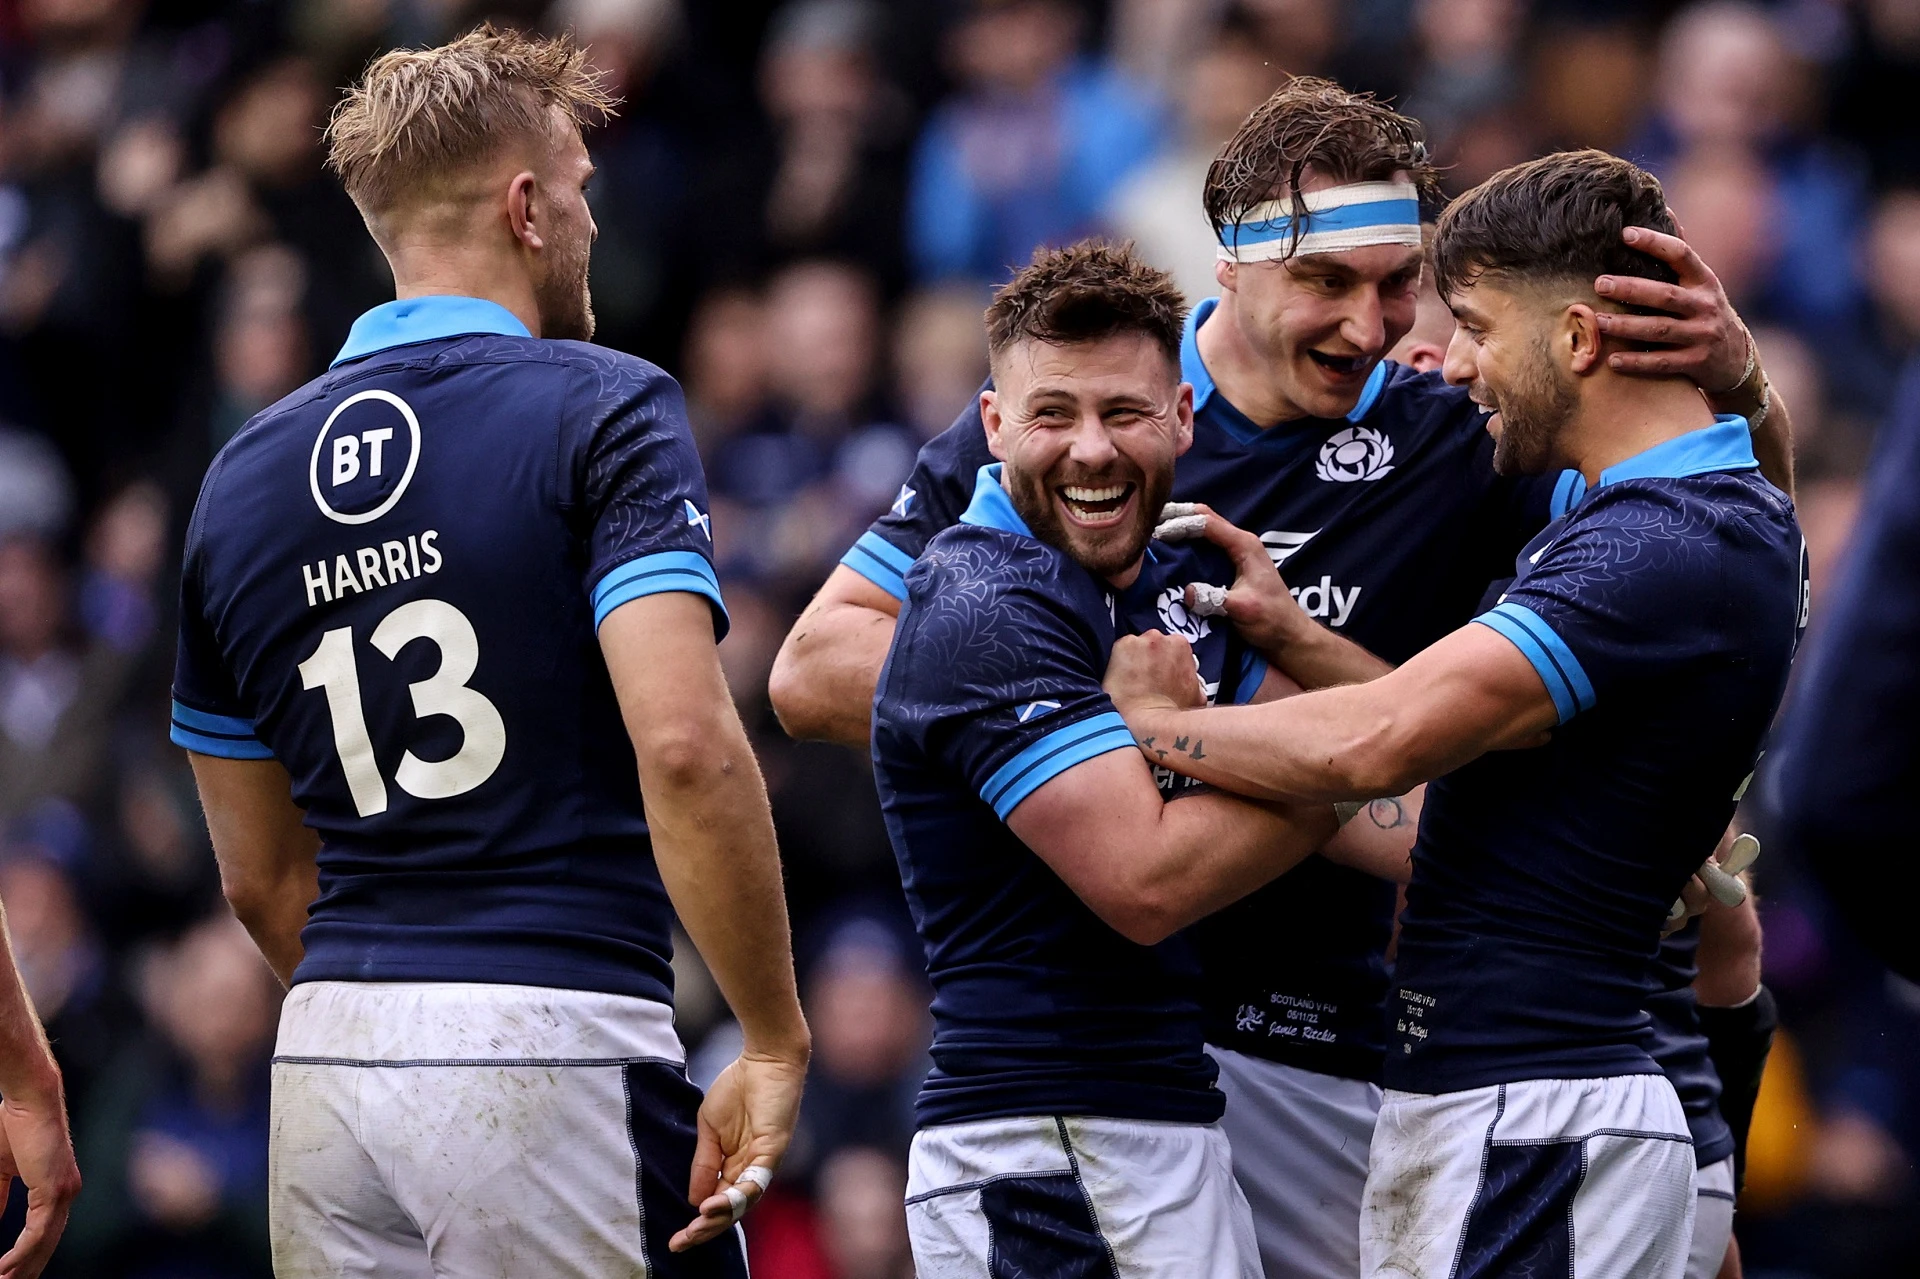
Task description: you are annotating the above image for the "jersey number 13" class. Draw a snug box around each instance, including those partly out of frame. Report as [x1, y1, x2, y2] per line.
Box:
[298, 598, 506, 817]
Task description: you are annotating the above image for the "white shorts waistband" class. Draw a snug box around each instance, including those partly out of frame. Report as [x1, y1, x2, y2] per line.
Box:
[276, 980, 684, 1064]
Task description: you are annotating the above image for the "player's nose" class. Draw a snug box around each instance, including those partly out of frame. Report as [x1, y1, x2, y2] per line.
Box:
[1341, 290, 1388, 356]
[1441, 328, 1476, 387]
[1065, 413, 1119, 467]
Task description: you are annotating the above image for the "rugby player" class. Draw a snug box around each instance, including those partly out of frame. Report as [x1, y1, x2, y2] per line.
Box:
[171, 29, 807, 1275]
[772, 77, 1786, 1279]
[0, 898, 80, 1279]
[1102, 149, 1805, 1278]
[1379, 253, 1776, 1279]
[876, 241, 1385, 1278]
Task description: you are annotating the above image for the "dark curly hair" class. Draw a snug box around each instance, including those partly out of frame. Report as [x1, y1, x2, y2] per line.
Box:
[985, 240, 1187, 368]
[1203, 76, 1441, 260]
[1432, 149, 1680, 300]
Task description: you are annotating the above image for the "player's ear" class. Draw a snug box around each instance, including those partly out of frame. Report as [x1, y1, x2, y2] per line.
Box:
[1563, 303, 1604, 376]
[507, 171, 543, 251]
[1214, 255, 1237, 294]
[1172, 381, 1195, 458]
[980, 389, 1008, 461]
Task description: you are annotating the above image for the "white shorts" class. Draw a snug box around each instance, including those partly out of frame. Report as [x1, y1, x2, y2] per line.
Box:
[1362, 1074, 1696, 1279]
[1212, 1047, 1381, 1279]
[905, 1113, 1260, 1278]
[1686, 1156, 1736, 1279]
[269, 981, 746, 1279]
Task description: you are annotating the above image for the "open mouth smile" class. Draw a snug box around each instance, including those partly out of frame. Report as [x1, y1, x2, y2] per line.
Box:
[1057, 483, 1136, 528]
[1308, 350, 1372, 380]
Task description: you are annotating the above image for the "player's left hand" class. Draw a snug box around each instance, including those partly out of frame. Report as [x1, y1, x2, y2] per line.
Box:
[670, 1049, 806, 1253]
[0, 1086, 81, 1279]
[1591, 226, 1754, 398]
[1159, 504, 1313, 658]
[1105, 631, 1207, 716]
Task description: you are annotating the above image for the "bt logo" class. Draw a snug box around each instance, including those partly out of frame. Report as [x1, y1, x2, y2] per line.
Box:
[310, 389, 422, 525]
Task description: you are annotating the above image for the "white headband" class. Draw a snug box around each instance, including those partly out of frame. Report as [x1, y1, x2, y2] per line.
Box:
[1216, 180, 1423, 262]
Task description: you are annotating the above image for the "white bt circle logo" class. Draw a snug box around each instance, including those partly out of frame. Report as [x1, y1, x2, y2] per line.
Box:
[310, 389, 422, 525]
[1155, 586, 1211, 642]
[1315, 426, 1395, 483]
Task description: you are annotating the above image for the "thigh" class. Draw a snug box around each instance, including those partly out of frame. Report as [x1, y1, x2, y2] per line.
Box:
[906, 1115, 1259, 1279]
[270, 1060, 434, 1279]
[1361, 1086, 1502, 1279]
[1684, 1157, 1736, 1279]
[370, 1059, 745, 1279]
[1214, 1049, 1379, 1279]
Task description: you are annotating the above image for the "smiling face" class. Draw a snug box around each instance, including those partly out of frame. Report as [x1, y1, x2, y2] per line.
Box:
[1215, 172, 1424, 420]
[981, 332, 1193, 583]
[1441, 276, 1578, 476]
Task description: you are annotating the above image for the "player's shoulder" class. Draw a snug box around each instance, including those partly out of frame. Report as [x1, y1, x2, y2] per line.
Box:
[1368, 361, 1478, 429]
[914, 522, 1072, 604]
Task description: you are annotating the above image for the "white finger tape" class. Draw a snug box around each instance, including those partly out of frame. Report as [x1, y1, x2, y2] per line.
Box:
[1721, 833, 1761, 877]
[1155, 515, 1208, 541]
[1699, 861, 1748, 908]
[736, 1165, 773, 1193]
[1187, 583, 1230, 617]
[724, 1184, 751, 1224]
[1159, 503, 1202, 520]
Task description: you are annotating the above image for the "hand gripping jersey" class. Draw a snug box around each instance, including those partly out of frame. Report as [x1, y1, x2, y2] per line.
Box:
[1389, 419, 1806, 1094]
[873, 464, 1267, 1128]
[848, 298, 1562, 1083]
[171, 297, 727, 1003]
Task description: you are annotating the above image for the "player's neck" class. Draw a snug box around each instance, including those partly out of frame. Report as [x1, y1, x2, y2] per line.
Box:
[1559, 375, 1718, 485]
[386, 245, 544, 339]
[1195, 296, 1311, 427]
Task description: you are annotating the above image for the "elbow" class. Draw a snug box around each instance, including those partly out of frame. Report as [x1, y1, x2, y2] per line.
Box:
[1094, 877, 1187, 948]
[1328, 718, 1429, 799]
[637, 712, 742, 793]
[219, 865, 273, 931]
[766, 645, 824, 740]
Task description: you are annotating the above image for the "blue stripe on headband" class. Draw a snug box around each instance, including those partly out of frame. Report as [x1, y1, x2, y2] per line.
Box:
[1221, 197, 1423, 250]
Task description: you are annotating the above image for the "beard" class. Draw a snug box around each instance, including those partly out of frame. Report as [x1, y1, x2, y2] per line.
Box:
[538, 226, 596, 343]
[1004, 454, 1173, 580]
[1485, 337, 1577, 477]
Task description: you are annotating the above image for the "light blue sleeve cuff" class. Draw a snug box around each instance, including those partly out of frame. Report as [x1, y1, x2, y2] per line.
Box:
[170, 699, 274, 760]
[839, 531, 915, 601]
[592, 551, 730, 633]
[1473, 601, 1596, 725]
[1230, 652, 1270, 706]
[1549, 469, 1588, 519]
[979, 711, 1137, 820]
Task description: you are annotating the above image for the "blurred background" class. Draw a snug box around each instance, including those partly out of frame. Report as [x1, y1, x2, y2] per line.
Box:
[0, 0, 1914, 1275]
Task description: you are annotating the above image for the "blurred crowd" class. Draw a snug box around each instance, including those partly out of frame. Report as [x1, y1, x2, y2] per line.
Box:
[1, 0, 1917, 1275]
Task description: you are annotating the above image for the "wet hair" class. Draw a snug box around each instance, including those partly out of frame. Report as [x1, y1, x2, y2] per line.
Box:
[1203, 76, 1441, 258]
[1432, 149, 1681, 300]
[327, 24, 616, 216]
[985, 240, 1187, 367]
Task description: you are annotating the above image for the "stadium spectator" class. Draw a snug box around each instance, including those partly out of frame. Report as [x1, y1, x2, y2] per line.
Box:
[907, 0, 1165, 283]
[890, 284, 988, 441]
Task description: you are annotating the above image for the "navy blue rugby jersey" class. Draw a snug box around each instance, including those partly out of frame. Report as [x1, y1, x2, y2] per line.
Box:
[845, 296, 1566, 1082]
[171, 296, 728, 1004]
[1388, 418, 1806, 1095]
[873, 463, 1268, 1128]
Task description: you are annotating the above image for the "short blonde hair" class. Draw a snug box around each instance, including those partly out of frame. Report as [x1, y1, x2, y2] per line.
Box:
[326, 24, 616, 216]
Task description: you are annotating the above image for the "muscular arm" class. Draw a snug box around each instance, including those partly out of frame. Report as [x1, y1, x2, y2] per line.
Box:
[1007, 748, 1336, 946]
[601, 591, 809, 1250]
[602, 592, 809, 1060]
[187, 756, 321, 985]
[1320, 788, 1425, 884]
[767, 566, 902, 747]
[1108, 623, 1559, 803]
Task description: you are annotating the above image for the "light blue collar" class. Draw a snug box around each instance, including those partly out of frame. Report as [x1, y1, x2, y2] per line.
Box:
[1181, 296, 1387, 423]
[332, 296, 532, 367]
[1596, 415, 1757, 487]
[957, 464, 1033, 537]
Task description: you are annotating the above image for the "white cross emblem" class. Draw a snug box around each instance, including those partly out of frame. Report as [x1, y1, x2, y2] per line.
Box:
[684, 499, 712, 541]
[891, 485, 917, 518]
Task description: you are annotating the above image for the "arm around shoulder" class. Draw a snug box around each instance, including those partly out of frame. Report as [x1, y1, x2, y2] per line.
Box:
[768, 566, 903, 748]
